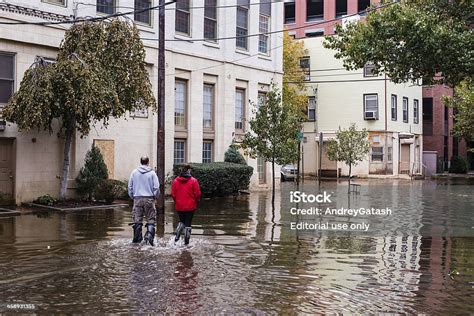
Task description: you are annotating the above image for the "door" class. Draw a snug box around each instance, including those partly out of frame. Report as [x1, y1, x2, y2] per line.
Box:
[400, 144, 410, 174]
[0, 138, 14, 204]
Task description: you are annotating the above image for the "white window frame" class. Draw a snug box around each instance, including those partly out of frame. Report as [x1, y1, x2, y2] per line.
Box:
[413, 99, 419, 124]
[97, 0, 115, 14]
[363, 63, 376, 77]
[307, 96, 316, 121]
[174, 139, 186, 164]
[202, 141, 213, 163]
[175, 80, 187, 128]
[300, 56, 311, 81]
[403, 97, 409, 123]
[175, 0, 191, 35]
[203, 84, 214, 129]
[391, 94, 397, 121]
[0, 52, 15, 107]
[258, 14, 270, 55]
[236, 6, 249, 50]
[235, 88, 245, 131]
[371, 147, 383, 162]
[364, 94, 379, 120]
[204, 0, 217, 42]
[134, 0, 153, 26]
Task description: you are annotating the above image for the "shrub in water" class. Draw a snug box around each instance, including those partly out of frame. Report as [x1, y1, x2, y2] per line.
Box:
[449, 156, 468, 174]
[173, 162, 253, 197]
[224, 145, 247, 165]
[76, 146, 109, 200]
[95, 179, 127, 203]
[34, 194, 57, 206]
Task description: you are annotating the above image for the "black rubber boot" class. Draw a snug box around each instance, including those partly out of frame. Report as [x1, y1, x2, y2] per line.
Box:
[132, 223, 143, 243]
[175, 222, 185, 242]
[184, 227, 192, 245]
[143, 223, 155, 246]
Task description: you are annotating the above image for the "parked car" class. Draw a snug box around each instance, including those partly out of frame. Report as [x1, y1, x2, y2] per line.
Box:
[280, 164, 297, 182]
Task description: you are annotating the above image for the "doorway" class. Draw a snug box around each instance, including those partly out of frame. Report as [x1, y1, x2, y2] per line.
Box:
[400, 144, 411, 174]
[0, 138, 14, 205]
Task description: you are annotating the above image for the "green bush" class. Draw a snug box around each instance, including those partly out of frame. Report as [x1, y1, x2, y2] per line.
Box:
[95, 179, 128, 203]
[33, 194, 57, 206]
[224, 145, 247, 165]
[449, 156, 468, 174]
[76, 146, 109, 200]
[173, 162, 253, 197]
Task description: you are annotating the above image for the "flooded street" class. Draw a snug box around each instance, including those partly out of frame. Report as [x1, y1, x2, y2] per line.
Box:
[1, 180, 473, 313]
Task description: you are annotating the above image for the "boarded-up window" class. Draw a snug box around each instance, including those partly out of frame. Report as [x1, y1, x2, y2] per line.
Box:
[94, 140, 115, 179]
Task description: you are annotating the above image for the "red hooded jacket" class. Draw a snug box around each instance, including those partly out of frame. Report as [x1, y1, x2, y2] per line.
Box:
[171, 176, 201, 211]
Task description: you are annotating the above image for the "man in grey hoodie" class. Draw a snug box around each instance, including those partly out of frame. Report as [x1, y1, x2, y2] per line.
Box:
[128, 156, 160, 246]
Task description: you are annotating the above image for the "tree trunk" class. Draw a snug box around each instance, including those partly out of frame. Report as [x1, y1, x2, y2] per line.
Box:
[272, 157, 275, 206]
[59, 126, 74, 200]
[347, 163, 352, 194]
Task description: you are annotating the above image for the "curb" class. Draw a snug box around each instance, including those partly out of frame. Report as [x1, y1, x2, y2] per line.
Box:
[24, 203, 129, 212]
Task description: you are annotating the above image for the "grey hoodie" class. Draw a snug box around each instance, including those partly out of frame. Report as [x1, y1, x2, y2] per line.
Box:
[128, 165, 160, 199]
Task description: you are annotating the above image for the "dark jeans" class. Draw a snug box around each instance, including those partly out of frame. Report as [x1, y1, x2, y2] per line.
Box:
[177, 211, 195, 227]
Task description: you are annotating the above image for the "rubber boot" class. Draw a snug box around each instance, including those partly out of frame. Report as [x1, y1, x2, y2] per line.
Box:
[143, 223, 155, 246]
[184, 227, 192, 245]
[132, 223, 143, 243]
[175, 222, 185, 242]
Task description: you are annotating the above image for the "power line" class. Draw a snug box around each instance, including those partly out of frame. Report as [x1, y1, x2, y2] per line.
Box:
[168, 41, 284, 76]
[0, 0, 177, 25]
[142, 1, 399, 42]
[75, 0, 284, 11]
[284, 78, 388, 84]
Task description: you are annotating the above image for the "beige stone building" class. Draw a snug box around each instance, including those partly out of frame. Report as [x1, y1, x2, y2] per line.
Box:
[299, 37, 423, 178]
[0, 0, 283, 203]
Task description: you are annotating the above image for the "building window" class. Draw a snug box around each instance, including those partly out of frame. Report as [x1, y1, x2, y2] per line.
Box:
[258, 91, 267, 108]
[391, 94, 397, 121]
[307, 96, 316, 121]
[131, 108, 148, 118]
[176, 0, 190, 35]
[403, 97, 409, 123]
[202, 141, 213, 163]
[387, 147, 393, 162]
[0, 53, 15, 106]
[413, 99, 419, 124]
[174, 140, 186, 164]
[135, 0, 152, 25]
[203, 84, 214, 129]
[336, 0, 347, 17]
[258, 15, 270, 54]
[300, 56, 310, 81]
[175, 80, 187, 128]
[423, 97, 433, 136]
[42, 0, 66, 6]
[235, 88, 245, 131]
[236, 3, 249, 50]
[284, 0, 295, 24]
[307, 0, 323, 21]
[371, 147, 383, 162]
[204, 0, 217, 41]
[364, 94, 378, 120]
[358, 0, 371, 12]
[97, 0, 115, 14]
[363, 63, 376, 77]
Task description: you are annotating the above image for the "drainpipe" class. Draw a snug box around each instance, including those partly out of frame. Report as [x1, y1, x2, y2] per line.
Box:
[384, 73, 388, 174]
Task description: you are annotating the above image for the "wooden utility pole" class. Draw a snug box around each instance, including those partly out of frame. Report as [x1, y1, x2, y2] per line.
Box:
[157, 0, 166, 212]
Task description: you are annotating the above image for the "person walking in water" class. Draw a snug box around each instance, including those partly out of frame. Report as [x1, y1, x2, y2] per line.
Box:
[128, 156, 160, 246]
[172, 164, 201, 245]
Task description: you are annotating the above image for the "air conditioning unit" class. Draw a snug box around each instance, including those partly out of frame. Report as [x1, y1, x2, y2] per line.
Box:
[364, 111, 377, 120]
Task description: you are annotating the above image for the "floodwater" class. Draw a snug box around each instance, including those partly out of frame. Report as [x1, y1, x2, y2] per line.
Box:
[0, 180, 473, 314]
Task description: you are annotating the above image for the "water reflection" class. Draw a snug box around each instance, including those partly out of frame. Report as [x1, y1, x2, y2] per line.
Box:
[0, 180, 473, 313]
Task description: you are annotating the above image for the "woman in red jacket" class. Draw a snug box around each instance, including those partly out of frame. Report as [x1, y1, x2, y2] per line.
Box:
[172, 164, 201, 245]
